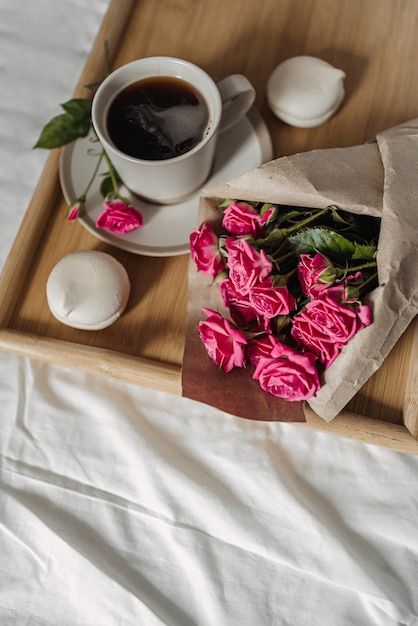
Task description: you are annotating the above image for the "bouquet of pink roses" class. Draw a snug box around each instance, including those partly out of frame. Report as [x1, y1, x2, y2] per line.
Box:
[190, 199, 380, 403]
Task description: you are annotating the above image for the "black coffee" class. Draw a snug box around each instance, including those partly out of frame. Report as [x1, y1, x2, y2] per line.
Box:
[106, 76, 210, 160]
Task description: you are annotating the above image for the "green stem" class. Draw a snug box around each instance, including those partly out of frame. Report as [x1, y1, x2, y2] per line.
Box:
[102, 148, 120, 196]
[336, 260, 377, 276]
[79, 148, 105, 202]
[260, 206, 332, 246]
[282, 206, 331, 237]
[273, 250, 297, 264]
[359, 271, 378, 292]
[274, 267, 297, 286]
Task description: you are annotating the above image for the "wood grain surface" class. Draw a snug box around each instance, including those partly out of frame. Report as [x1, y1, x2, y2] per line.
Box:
[1, 0, 418, 453]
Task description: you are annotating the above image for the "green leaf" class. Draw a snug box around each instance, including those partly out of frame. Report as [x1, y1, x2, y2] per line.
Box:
[61, 98, 91, 121]
[289, 227, 356, 259]
[351, 243, 377, 260]
[330, 206, 354, 226]
[100, 174, 114, 197]
[99, 166, 122, 198]
[84, 81, 102, 92]
[34, 98, 92, 149]
[218, 198, 234, 208]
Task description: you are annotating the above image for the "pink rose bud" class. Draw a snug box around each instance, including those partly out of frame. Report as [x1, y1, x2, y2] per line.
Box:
[298, 252, 337, 297]
[67, 200, 84, 221]
[259, 204, 277, 227]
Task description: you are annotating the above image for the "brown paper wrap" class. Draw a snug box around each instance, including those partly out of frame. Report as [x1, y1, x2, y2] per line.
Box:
[182, 119, 418, 422]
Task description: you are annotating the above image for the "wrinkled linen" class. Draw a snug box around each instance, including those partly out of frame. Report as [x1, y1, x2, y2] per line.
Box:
[0, 2, 418, 625]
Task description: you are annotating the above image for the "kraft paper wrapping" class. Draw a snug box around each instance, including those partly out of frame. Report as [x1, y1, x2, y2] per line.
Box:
[182, 118, 418, 422]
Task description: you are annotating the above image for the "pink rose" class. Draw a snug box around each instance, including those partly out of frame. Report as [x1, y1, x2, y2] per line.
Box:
[198, 308, 247, 372]
[96, 199, 143, 233]
[291, 294, 372, 367]
[252, 343, 320, 401]
[222, 201, 263, 237]
[226, 237, 272, 295]
[218, 278, 257, 326]
[190, 221, 225, 279]
[248, 278, 297, 319]
[246, 334, 281, 366]
[298, 253, 337, 297]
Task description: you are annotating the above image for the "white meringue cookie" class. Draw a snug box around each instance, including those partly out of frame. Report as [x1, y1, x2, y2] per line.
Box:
[267, 56, 345, 128]
[46, 250, 130, 330]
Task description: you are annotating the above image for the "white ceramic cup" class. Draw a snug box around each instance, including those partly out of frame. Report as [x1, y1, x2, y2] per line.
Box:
[91, 57, 255, 204]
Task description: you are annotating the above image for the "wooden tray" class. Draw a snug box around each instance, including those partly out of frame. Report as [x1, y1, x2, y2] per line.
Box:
[1, 0, 417, 454]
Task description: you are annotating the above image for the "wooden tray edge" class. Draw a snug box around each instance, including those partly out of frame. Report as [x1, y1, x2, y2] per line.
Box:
[403, 316, 418, 440]
[1, 327, 416, 454]
[303, 406, 418, 455]
[0, 328, 181, 395]
[0, 150, 61, 328]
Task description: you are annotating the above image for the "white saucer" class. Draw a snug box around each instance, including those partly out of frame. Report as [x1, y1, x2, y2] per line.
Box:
[59, 108, 273, 257]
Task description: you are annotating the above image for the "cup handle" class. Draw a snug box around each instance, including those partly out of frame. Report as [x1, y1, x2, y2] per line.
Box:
[217, 74, 256, 133]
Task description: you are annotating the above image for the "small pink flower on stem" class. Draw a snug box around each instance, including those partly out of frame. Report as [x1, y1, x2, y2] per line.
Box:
[67, 199, 84, 221]
[96, 199, 143, 233]
[298, 252, 337, 297]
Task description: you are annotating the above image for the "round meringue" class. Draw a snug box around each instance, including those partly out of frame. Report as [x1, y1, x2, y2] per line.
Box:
[267, 56, 345, 128]
[46, 250, 130, 330]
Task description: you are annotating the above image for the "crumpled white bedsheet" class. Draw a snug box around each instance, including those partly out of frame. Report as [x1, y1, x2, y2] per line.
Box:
[0, 2, 417, 625]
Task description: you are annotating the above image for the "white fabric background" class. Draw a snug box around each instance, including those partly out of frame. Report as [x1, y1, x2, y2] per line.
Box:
[0, 2, 417, 625]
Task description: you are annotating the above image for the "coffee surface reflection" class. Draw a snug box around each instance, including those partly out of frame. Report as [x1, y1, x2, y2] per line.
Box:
[106, 76, 210, 161]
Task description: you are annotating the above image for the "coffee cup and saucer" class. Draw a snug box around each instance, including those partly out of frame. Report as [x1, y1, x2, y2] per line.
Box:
[59, 56, 273, 256]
